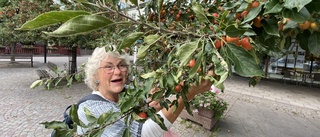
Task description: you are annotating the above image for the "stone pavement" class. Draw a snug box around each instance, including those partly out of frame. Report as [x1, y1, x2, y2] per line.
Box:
[0, 56, 320, 137]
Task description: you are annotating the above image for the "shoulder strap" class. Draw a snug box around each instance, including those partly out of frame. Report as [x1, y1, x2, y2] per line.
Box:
[63, 94, 108, 119]
[77, 94, 108, 106]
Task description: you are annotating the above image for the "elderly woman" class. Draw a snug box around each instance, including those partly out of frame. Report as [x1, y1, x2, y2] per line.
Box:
[77, 46, 213, 136]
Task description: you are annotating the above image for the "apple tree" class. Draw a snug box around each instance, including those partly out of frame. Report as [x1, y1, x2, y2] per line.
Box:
[0, 0, 60, 49]
[21, 0, 320, 136]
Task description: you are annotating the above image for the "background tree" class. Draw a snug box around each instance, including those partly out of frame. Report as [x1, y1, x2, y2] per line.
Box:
[0, 0, 60, 55]
[0, 0, 104, 72]
[23, 0, 320, 136]
[43, 0, 119, 73]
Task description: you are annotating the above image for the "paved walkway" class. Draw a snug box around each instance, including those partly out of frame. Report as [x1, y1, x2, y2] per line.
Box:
[0, 56, 320, 137]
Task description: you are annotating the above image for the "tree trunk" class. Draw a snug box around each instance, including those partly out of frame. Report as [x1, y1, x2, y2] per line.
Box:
[70, 46, 77, 74]
[10, 42, 16, 62]
[264, 55, 270, 77]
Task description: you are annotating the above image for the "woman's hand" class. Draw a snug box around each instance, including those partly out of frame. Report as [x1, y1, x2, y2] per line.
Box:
[160, 70, 214, 123]
[188, 70, 214, 100]
[148, 88, 163, 112]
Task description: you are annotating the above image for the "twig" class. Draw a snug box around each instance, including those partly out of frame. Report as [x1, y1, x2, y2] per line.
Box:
[94, 2, 218, 38]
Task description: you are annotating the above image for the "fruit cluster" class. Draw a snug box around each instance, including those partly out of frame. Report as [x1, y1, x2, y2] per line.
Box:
[214, 36, 252, 50]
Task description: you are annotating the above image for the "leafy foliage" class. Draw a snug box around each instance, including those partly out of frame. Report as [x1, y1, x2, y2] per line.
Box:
[21, 0, 320, 136]
[0, 0, 60, 45]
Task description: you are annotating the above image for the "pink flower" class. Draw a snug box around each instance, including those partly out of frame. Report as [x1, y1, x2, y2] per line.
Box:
[193, 109, 199, 113]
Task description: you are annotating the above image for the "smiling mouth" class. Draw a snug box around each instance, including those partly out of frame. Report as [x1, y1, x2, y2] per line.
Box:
[111, 79, 122, 83]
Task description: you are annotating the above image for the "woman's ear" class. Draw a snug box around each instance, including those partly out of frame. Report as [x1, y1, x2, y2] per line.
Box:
[93, 74, 99, 83]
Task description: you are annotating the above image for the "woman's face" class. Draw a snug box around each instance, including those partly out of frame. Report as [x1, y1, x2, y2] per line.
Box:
[96, 56, 127, 101]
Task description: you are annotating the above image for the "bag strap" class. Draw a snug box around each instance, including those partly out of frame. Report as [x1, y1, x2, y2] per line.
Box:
[63, 94, 108, 118]
[77, 94, 108, 106]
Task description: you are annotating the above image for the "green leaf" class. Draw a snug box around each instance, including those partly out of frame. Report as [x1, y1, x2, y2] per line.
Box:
[119, 32, 144, 50]
[66, 76, 73, 87]
[74, 0, 89, 3]
[147, 109, 167, 131]
[97, 112, 111, 125]
[97, 112, 120, 125]
[157, 0, 164, 12]
[130, 0, 138, 7]
[140, 71, 156, 79]
[222, 2, 239, 10]
[152, 91, 163, 101]
[215, 71, 228, 88]
[236, 2, 249, 12]
[122, 128, 131, 137]
[166, 73, 175, 88]
[120, 99, 134, 113]
[0, 0, 10, 7]
[225, 25, 246, 37]
[242, 4, 262, 23]
[189, 51, 203, 78]
[282, 7, 311, 23]
[55, 77, 65, 86]
[191, 3, 209, 23]
[308, 32, 320, 57]
[296, 30, 311, 51]
[305, 0, 320, 13]
[261, 19, 280, 37]
[70, 105, 81, 126]
[264, 0, 283, 15]
[211, 52, 229, 87]
[279, 36, 286, 50]
[176, 41, 198, 67]
[84, 108, 97, 123]
[239, 23, 252, 29]
[17, 11, 91, 30]
[145, 78, 155, 94]
[283, 20, 298, 30]
[30, 80, 43, 89]
[283, 0, 312, 12]
[144, 34, 161, 45]
[243, 30, 257, 36]
[74, 74, 82, 82]
[137, 34, 161, 58]
[159, 76, 165, 88]
[91, 130, 104, 137]
[46, 79, 53, 89]
[41, 121, 68, 129]
[224, 44, 263, 77]
[44, 15, 113, 37]
[173, 70, 182, 83]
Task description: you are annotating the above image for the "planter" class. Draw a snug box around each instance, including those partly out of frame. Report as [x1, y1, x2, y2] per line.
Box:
[180, 108, 219, 130]
[197, 107, 215, 118]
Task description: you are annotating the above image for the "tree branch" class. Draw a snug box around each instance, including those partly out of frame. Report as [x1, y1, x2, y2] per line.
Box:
[95, 2, 215, 38]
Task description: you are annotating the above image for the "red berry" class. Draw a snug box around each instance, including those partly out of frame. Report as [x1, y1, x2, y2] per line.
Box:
[189, 59, 195, 68]
[138, 112, 148, 119]
[175, 85, 182, 92]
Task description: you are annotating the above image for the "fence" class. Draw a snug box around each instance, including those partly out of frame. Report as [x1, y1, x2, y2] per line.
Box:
[0, 45, 80, 55]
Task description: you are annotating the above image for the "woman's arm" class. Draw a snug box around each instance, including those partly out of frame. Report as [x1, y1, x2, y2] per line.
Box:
[141, 71, 214, 137]
[161, 70, 214, 123]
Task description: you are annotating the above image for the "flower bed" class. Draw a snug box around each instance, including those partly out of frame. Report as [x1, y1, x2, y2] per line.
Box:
[180, 88, 228, 130]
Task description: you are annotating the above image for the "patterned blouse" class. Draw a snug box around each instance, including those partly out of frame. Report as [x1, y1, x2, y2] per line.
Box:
[77, 92, 142, 137]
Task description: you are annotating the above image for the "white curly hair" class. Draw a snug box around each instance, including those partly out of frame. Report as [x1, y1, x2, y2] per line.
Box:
[84, 46, 129, 91]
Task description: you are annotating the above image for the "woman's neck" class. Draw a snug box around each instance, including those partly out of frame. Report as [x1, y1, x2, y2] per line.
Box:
[96, 90, 119, 102]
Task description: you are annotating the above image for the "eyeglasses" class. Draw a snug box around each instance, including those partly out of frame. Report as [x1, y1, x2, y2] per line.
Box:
[99, 64, 128, 74]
